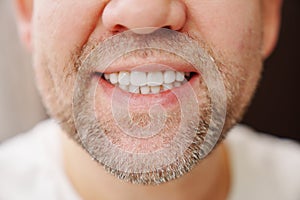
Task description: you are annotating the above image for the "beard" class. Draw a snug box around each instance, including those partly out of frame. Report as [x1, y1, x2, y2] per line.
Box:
[34, 28, 263, 184]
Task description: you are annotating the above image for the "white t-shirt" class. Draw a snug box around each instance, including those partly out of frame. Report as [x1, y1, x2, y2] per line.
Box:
[0, 120, 299, 200]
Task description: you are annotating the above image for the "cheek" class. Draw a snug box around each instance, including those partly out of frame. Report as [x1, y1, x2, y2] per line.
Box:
[32, 0, 106, 68]
[186, 0, 263, 63]
[33, 0, 104, 88]
[186, 0, 264, 122]
[31, 0, 107, 99]
[31, 1, 107, 117]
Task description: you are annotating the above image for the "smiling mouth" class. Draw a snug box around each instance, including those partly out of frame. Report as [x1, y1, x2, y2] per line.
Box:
[94, 70, 197, 94]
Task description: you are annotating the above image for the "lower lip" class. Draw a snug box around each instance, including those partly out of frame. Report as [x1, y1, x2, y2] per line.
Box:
[95, 74, 200, 110]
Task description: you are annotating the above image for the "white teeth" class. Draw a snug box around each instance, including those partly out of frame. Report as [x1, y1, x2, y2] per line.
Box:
[104, 74, 110, 80]
[163, 83, 172, 91]
[174, 81, 182, 87]
[110, 73, 119, 84]
[103, 70, 191, 94]
[119, 84, 129, 91]
[130, 71, 147, 86]
[150, 86, 161, 94]
[163, 71, 176, 84]
[140, 86, 150, 94]
[129, 85, 139, 93]
[118, 71, 130, 85]
[147, 71, 164, 86]
[175, 72, 185, 82]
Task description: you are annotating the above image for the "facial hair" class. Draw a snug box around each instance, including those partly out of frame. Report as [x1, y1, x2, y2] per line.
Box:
[35, 28, 262, 185]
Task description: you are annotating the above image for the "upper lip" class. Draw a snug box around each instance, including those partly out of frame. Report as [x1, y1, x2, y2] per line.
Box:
[94, 55, 199, 74]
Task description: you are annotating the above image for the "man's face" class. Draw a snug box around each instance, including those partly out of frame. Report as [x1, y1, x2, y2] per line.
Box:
[19, 0, 280, 184]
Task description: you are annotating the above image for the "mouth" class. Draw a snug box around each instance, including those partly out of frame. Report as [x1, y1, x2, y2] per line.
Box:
[93, 57, 199, 96]
[95, 70, 197, 94]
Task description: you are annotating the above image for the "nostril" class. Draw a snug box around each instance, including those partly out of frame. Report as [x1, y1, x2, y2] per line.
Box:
[162, 26, 171, 30]
[111, 24, 128, 34]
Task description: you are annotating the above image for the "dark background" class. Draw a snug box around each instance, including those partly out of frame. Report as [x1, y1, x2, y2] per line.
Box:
[242, 0, 300, 142]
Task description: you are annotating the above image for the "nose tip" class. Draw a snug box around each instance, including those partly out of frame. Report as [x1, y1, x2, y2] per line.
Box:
[102, 0, 186, 34]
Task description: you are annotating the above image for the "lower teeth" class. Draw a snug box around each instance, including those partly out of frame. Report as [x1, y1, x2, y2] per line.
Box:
[112, 80, 187, 94]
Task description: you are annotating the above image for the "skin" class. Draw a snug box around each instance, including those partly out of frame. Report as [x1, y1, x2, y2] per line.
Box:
[14, 0, 282, 199]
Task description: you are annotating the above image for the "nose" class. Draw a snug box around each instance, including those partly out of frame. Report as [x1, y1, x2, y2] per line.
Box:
[102, 0, 186, 34]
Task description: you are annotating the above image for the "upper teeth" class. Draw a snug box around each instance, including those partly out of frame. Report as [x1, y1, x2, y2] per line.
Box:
[103, 71, 191, 94]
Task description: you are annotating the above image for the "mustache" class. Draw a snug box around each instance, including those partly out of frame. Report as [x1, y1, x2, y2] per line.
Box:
[75, 28, 208, 74]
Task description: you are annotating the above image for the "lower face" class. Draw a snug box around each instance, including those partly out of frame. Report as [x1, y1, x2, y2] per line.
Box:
[31, 0, 263, 184]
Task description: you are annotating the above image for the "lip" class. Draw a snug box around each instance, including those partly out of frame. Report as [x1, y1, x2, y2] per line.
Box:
[94, 72, 200, 110]
[91, 54, 201, 110]
[94, 56, 199, 74]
